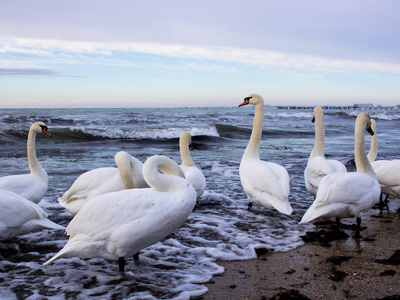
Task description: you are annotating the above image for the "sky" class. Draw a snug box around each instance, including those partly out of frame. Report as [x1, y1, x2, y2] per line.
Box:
[1, 0, 400, 108]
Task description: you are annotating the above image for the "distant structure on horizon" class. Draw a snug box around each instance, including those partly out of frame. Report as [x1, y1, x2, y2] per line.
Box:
[354, 103, 374, 108]
[276, 103, 399, 110]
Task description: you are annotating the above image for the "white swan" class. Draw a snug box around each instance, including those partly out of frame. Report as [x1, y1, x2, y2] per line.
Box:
[59, 151, 148, 215]
[0, 122, 51, 203]
[300, 113, 381, 236]
[304, 106, 347, 197]
[44, 155, 196, 272]
[238, 94, 292, 215]
[0, 190, 65, 240]
[368, 119, 400, 201]
[179, 132, 206, 199]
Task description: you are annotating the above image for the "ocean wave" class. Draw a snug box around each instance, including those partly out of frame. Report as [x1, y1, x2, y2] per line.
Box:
[265, 112, 312, 119]
[70, 125, 220, 140]
[342, 110, 400, 120]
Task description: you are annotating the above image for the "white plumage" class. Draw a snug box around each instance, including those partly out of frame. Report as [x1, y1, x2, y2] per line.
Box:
[368, 119, 400, 200]
[0, 122, 51, 203]
[179, 131, 206, 199]
[44, 155, 196, 272]
[304, 106, 347, 197]
[59, 151, 148, 215]
[238, 94, 292, 215]
[0, 190, 65, 240]
[300, 113, 381, 236]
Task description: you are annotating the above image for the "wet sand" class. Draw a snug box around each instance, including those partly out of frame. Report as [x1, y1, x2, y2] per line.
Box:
[200, 203, 400, 300]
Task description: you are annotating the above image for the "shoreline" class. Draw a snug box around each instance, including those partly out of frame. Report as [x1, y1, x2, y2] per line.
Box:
[200, 203, 400, 299]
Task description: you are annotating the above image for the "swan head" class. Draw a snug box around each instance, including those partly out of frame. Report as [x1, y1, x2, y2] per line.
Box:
[312, 106, 323, 123]
[31, 122, 52, 137]
[357, 113, 374, 136]
[238, 94, 264, 107]
[370, 119, 376, 134]
[180, 132, 193, 151]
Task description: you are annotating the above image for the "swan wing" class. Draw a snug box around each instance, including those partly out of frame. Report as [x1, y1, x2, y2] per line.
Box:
[301, 173, 380, 223]
[305, 157, 332, 191]
[263, 161, 290, 199]
[57, 187, 195, 260]
[326, 159, 347, 173]
[372, 160, 400, 196]
[0, 190, 64, 240]
[61, 167, 123, 203]
[0, 191, 45, 227]
[316, 173, 378, 207]
[0, 174, 47, 203]
[180, 165, 206, 198]
[240, 159, 287, 200]
[240, 159, 292, 214]
[66, 188, 181, 238]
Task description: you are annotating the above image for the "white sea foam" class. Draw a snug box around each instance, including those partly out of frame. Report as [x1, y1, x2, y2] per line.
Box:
[72, 125, 220, 139]
[346, 110, 400, 120]
[267, 112, 312, 119]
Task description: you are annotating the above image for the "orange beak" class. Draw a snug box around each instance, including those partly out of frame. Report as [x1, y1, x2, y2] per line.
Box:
[238, 99, 250, 107]
[42, 127, 52, 137]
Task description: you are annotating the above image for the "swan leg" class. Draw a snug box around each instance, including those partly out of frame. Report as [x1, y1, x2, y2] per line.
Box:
[355, 217, 362, 238]
[133, 253, 139, 261]
[248, 202, 253, 209]
[335, 217, 341, 229]
[384, 194, 389, 203]
[118, 257, 126, 272]
[378, 193, 389, 208]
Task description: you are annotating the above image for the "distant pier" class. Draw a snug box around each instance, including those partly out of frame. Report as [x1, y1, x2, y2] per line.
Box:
[276, 105, 397, 110]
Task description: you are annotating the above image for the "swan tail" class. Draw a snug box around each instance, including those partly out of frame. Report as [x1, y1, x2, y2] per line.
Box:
[300, 207, 318, 224]
[58, 197, 67, 207]
[34, 218, 66, 231]
[269, 198, 293, 215]
[264, 198, 293, 215]
[43, 247, 70, 265]
[300, 204, 333, 224]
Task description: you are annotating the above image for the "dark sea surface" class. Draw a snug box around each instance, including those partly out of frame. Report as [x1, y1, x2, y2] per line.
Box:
[0, 106, 399, 299]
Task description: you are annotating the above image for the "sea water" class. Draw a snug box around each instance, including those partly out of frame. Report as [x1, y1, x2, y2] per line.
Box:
[0, 106, 399, 299]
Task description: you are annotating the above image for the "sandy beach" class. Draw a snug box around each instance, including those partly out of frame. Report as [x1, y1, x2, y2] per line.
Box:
[200, 202, 400, 300]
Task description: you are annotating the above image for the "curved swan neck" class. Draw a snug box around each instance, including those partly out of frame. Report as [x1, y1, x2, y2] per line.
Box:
[310, 107, 325, 158]
[143, 155, 186, 192]
[27, 128, 46, 177]
[243, 102, 264, 159]
[354, 114, 376, 177]
[180, 132, 195, 166]
[367, 119, 378, 162]
[115, 152, 135, 189]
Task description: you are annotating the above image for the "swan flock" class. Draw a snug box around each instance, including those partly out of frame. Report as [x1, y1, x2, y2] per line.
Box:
[1, 94, 390, 272]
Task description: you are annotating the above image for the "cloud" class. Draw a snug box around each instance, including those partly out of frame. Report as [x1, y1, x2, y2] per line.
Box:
[0, 68, 60, 76]
[2, 38, 400, 74]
